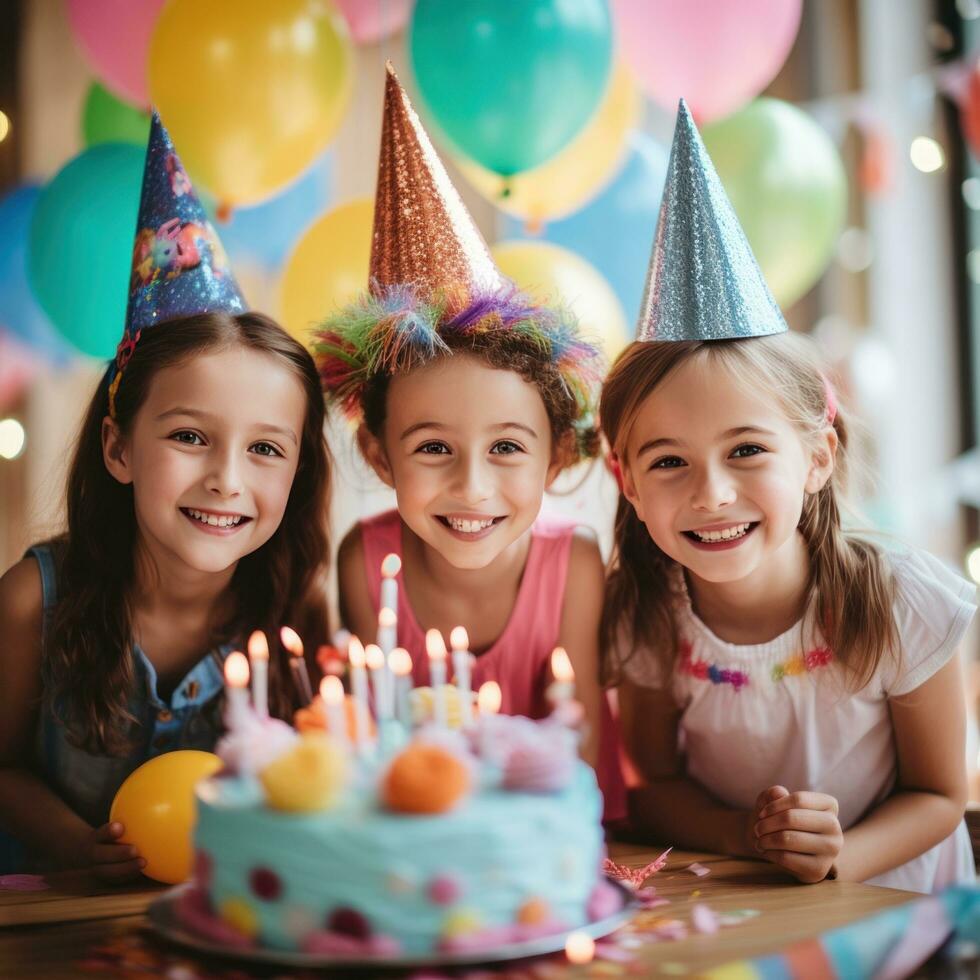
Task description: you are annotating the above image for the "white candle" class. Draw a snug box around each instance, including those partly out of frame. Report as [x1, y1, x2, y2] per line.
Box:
[425, 628, 448, 727]
[224, 651, 251, 730]
[380, 553, 400, 615]
[365, 643, 392, 720]
[319, 675, 348, 744]
[388, 647, 413, 728]
[347, 635, 370, 749]
[449, 625, 473, 727]
[281, 626, 313, 705]
[476, 681, 502, 758]
[547, 646, 575, 706]
[247, 630, 269, 718]
[377, 606, 397, 656]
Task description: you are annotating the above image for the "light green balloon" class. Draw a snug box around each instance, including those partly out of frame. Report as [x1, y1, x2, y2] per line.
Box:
[703, 98, 847, 308]
[82, 82, 151, 148]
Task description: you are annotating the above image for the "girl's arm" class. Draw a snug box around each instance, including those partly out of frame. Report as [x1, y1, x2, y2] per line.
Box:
[832, 653, 968, 882]
[620, 680, 756, 855]
[557, 531, 605, 767]
[0, 559, 143, 879]
[336, 525, 378, 641]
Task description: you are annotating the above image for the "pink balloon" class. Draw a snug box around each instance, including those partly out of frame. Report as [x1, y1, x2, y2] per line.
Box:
[66, 0, 166, 107]
[611, 0, 802, 122]
[333, 0, 413, 44]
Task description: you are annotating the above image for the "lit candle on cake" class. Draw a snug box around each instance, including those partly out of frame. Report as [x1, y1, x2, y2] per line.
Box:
[365, 643, 392, 720]
[476, 681, 502, 758]
[449, 626, 473, 727]
[319, 676, 348, 744]
[425, 628, 448, 727]
[378, 606, 397, 656]
[380, 553, 400, 614]
[388, 647, 413, 727]
[477, 681, 501, 716]
[247, 630, 269, 718]
[547, 647, 575, 706]
[347, 635, 370, 749]
[280, 626, 313, 706]
[224, 652, 251, 729]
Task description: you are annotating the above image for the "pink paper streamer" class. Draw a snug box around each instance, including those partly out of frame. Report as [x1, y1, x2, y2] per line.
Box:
[0, 874, 49, 891]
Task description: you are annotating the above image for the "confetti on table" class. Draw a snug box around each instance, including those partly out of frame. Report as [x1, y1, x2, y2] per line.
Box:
[0, 874, 48, 891]
[594, 942, 636, 963]
[691, 903, 720, 935]
[685, 862, 711, 877]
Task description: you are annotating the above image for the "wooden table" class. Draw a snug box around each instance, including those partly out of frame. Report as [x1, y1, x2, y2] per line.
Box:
[0, 843, 918, 978]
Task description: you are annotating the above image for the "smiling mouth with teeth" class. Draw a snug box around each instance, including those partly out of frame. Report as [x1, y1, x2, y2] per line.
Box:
[438, 515, 503, 534]
[683, 522, 758, 544]
[181, 508, 251, 529]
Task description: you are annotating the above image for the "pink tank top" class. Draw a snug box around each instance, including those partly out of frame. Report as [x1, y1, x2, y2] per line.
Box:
[360, 508, 627, 822]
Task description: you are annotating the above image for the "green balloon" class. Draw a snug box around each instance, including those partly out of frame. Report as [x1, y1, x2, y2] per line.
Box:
[82, 82, 151, 148]
[703, 98, 847, 308]
[409, 0, 612, 177]
[29, 143, 145, 359]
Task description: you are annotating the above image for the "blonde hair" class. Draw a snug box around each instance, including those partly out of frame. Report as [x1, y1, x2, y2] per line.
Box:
[600, 333, 896, 689]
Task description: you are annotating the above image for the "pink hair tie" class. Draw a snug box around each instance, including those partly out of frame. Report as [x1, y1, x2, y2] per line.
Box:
[821, 373, 837, 425]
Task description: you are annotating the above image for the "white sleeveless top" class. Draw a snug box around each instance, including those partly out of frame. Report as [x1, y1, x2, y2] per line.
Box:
[617, 548, 978, 893]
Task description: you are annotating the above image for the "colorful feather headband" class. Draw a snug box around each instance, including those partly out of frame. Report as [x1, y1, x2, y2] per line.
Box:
[314, 282, 604, 456]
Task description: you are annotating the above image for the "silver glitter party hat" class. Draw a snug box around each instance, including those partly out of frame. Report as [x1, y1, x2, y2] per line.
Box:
[635, 100, 787, 343]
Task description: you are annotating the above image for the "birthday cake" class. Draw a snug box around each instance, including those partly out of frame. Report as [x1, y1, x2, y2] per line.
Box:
[176, 646, 618, 958]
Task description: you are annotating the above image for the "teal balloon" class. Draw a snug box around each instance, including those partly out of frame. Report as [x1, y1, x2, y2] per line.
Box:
[702, 98, 847, 308]
[82, 82, 151, 148]
[29, 143, 145, 359]
[409, 0, 613, 176]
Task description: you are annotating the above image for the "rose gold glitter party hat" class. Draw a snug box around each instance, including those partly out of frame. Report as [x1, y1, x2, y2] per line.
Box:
[370, 63, 504, 296]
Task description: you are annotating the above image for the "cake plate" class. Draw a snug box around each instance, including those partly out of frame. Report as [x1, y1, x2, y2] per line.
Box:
[148, 877, 638, 970]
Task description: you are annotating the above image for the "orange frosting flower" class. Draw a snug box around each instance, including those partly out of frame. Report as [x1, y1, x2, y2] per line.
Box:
[382, 744, 471, 814]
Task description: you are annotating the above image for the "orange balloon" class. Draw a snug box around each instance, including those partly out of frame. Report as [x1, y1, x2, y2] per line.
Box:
[109, 750, 222, 884]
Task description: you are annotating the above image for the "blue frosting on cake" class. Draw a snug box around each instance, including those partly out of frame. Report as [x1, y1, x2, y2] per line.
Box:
[193, 760, 605, 953]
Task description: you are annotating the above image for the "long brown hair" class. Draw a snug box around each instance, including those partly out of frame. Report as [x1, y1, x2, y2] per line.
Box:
[600, 334, 896, 689]
[44, 311, 331, 754]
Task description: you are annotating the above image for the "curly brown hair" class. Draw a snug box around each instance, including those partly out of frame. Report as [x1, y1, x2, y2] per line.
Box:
[360, 330, 601, 465]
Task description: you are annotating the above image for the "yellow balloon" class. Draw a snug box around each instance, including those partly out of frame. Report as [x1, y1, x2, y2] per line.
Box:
[492, 241, 629, 365]
[148, 0, 352, 207]
[280, 198, 374, 347]
[458, 64, 641, 225]
[110, 750, 222, 885]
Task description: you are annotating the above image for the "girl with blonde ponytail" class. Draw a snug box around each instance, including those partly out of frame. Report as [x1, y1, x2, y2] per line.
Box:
[602, 99, 976, 893]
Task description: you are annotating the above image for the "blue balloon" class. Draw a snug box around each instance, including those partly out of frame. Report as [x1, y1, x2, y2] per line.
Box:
[0, 186, 73, 364]
[218, 152, 334, 270]
[504, 133, 668, 328]
[29, 143, 146, 360]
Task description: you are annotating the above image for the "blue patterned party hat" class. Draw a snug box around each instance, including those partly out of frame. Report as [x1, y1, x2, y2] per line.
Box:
[107, 112, 246, 414]
[636, 100, 787, 343]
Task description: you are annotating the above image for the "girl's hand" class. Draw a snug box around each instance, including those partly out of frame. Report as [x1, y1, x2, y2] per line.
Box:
[753, 785, 843, 884]
[84, 822, 146, 882]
